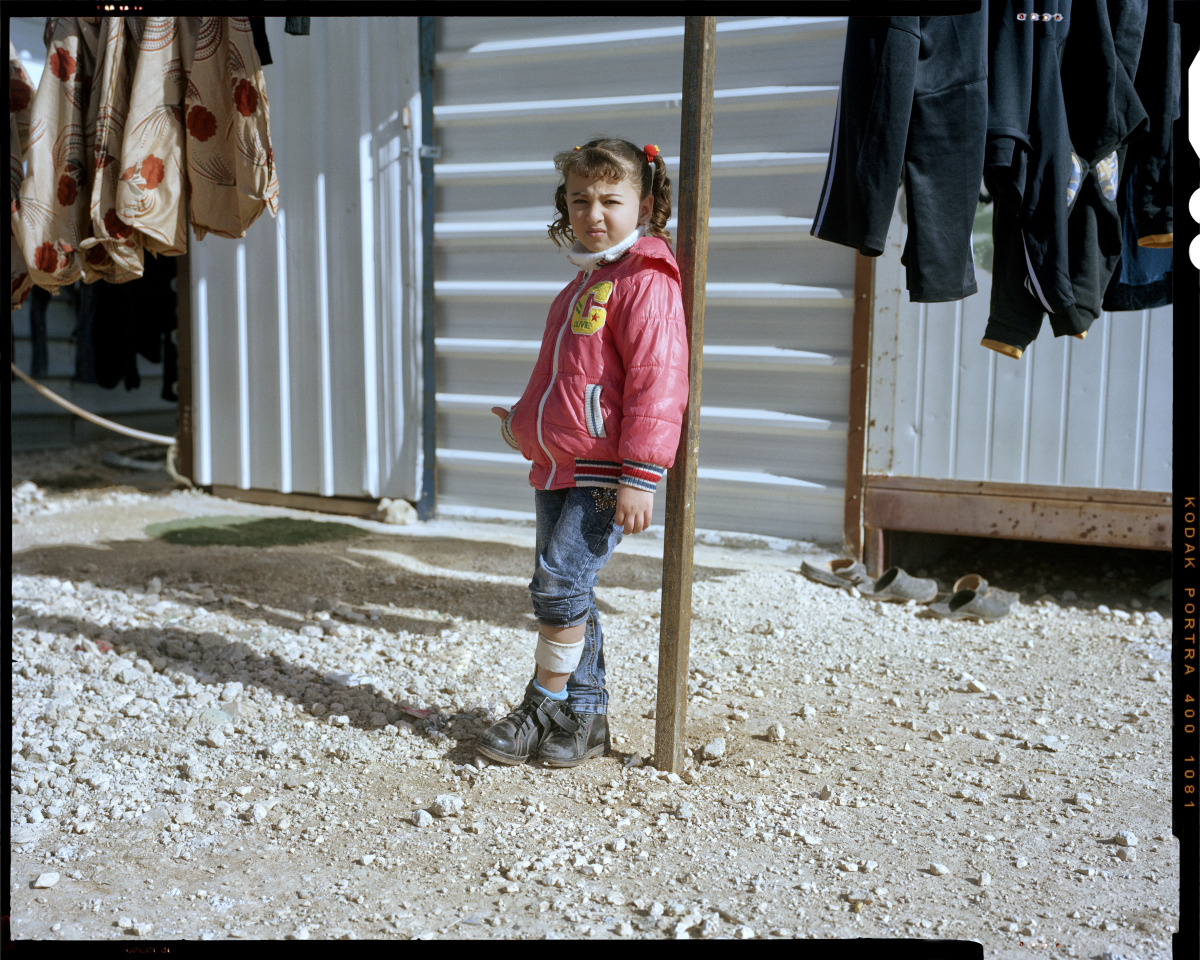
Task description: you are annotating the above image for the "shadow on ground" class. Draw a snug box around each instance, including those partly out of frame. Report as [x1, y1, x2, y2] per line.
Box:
[11, 517, 743, 753]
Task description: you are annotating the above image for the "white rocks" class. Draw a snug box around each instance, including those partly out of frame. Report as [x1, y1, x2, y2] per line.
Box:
[978, 872, 992, 886]
[675, 802, 696, 821]
[1114, 830, 1138, 846]
[412, 809, 435, 828]
[929, 863, 951, 876]
[765, 722, 785, 742]
[967, 680, 988, 694]
[12, 824, 43, 847]
[1117, 848, 1137, 862]
[33, 872, 60, 888]
[329, 715, 351, 728]
[702, 738, 726, 761]
[376, 498, 417, 524]
[241, 803, 269, 823]
[430, 795, 463, 818]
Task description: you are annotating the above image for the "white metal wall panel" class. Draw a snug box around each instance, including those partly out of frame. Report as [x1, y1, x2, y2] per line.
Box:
[432, 16, 856, 543]
[866, 201, 1172, 492]
[189, 18, 423, 500]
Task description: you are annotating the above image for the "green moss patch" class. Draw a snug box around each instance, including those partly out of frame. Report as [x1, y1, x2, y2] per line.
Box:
[145, 515, 369, 548]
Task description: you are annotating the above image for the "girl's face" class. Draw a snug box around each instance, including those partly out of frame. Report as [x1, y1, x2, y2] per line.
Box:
[566, 170, 653, 253]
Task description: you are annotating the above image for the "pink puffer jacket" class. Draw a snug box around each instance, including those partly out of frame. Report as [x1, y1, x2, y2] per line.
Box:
[502, 234, 689, 492]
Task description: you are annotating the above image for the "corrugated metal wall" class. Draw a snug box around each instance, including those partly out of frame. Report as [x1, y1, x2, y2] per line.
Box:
[188, 18, 424, 500]
[431, 16, 857, 543]
[866, 201, 1173, 491]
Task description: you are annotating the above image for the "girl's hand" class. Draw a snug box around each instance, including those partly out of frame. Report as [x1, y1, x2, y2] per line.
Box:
[614, 485, 654, 535]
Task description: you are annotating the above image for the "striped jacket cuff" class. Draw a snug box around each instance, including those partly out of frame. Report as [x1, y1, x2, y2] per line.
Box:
[500, 412, 521, 450]
[619, 460, 666, 492]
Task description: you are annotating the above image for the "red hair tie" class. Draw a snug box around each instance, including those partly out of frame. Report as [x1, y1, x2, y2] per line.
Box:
[643, 144, 660, 162]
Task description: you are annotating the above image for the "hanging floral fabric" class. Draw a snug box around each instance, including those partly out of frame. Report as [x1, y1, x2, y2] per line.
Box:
[11, 17, 102, 301]
[117, 17, 190, 258]
[78, 16, 143, 282]
[184, 17, 280, 241]
[9, 42, 36, 308]
[10, 15, 280, 308]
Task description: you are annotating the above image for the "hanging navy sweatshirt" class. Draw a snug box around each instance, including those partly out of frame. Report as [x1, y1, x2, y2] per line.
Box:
[982, 0, 1150, 358]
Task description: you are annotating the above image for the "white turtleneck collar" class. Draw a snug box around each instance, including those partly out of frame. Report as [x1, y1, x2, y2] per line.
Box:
[566, 225, 647, 271]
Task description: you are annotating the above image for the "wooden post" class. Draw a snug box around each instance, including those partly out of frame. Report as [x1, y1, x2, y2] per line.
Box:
[842, 252, 874, 560]
[654, 17, 716, 774]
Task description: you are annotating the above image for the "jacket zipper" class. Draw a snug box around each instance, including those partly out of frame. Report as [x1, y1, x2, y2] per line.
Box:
[536, 267, 594, 489]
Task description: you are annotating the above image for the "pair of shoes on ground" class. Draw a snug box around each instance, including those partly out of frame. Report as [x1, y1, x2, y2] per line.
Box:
[800, 560, 1018, 622]
[928, 573, 1018, 622]
[800, 558, 939, 603]
[475, 680, 609, 768]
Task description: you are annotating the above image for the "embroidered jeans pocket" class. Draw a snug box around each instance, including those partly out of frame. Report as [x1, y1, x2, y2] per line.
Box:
[584, 384, 606, 438]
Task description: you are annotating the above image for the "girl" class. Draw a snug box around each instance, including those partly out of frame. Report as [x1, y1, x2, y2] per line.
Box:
[476, 138, 689, 768]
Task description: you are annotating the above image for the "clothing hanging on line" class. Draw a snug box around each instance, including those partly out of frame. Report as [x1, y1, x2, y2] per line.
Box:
[811, 3, 1174, 359]
[9, 42, 35, 310]
[250, 17, 272, 66]
[10, 16, 280, 309]
[1121, 0, 1176, 249]
[810, 11, 989, 303]
[91, 251, 178, 394]
[1099, 0, 1176, 314]
[981, 0, 1150, 358]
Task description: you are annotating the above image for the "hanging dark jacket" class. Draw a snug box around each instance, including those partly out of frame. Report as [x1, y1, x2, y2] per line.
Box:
[982, 0, 1149, 357]
[1123, 0, 1177, 248]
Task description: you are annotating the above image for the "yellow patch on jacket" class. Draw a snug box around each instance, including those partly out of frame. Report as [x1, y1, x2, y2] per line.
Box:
[571, 280, 614, 335]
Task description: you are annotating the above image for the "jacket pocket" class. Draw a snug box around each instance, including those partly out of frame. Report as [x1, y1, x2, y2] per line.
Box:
[584, 384, 607, 439]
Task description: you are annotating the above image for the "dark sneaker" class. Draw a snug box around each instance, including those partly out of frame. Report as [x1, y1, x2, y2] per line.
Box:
[475, 683, 582, 765]
[539, 711, 609, 768]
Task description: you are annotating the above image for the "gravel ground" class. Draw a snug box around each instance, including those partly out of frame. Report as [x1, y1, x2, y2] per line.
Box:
[8, 440, 1182, 949]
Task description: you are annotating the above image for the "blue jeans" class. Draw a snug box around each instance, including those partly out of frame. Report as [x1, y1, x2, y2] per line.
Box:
[530, 487, 624, 715]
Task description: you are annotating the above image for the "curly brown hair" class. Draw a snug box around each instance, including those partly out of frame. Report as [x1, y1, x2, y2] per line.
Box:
[547, 138, 673, 248]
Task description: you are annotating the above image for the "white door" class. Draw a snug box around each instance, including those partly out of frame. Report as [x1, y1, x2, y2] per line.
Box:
[188, 17, 424, 502]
